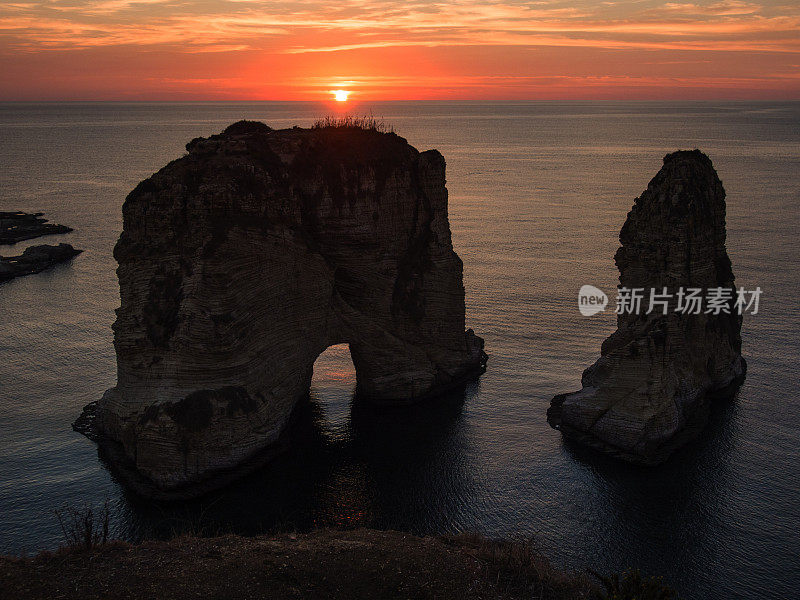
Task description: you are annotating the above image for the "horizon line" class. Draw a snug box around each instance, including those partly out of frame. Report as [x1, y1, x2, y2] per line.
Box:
[2, 97, 799, 103]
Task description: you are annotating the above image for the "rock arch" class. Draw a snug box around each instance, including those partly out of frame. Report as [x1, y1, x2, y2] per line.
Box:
[86, 121, 486, 495]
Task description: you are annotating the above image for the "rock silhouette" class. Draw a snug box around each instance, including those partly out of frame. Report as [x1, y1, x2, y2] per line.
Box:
[0, 211, 73, 244]
[0, 243, 81, 283]
[83, 121, 486, 495]
[548, 150, 746, 465]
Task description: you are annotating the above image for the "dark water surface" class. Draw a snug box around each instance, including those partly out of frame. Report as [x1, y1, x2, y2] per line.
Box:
[0, 102, 798, 599]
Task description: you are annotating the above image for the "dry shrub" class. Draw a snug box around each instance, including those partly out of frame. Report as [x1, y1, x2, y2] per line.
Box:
[445, 532, 597, 599]
[593, 568, 677, 600]
[55, 500, 110, 550]
[312, 115, 394, 133]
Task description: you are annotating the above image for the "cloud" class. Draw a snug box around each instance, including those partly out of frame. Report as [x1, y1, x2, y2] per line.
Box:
[1, 0, 798, 53]
[662, 1, 762, 15]
[1, 0, 798, 98]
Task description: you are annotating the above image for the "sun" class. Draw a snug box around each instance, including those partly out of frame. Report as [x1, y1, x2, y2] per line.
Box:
[332, 89, 350, 102]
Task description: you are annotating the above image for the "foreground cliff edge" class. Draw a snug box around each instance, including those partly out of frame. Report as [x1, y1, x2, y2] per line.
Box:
[1, 529, 613, 600]
[548, 150, 746, 465]
[77, 120, 486, 497]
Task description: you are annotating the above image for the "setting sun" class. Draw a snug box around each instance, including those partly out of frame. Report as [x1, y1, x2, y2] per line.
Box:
[332, 90, 350, 102]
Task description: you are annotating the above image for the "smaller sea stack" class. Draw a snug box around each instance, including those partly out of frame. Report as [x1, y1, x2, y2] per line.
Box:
[548, 150, 746, 465]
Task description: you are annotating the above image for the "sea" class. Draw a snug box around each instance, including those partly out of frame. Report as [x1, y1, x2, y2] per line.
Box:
[0, 101, 798, 599]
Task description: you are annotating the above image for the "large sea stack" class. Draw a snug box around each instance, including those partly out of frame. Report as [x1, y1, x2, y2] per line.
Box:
[84, 121, 486, 495]
[548, 150, 745, 465]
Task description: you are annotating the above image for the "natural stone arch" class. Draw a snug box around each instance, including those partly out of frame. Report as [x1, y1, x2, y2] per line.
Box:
[309, 343, 356, 393]
[85, 121, 486, 496]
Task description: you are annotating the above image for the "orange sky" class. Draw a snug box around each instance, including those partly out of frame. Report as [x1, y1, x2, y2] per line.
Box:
[1, 0, 799, 100]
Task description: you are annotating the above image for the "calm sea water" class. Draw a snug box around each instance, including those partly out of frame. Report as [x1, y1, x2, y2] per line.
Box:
[1, 102, 798, 599]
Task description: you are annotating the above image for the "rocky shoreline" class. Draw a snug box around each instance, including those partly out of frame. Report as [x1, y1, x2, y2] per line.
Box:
[0, 211, 73, 244]
[0, 243, 82, 284]
[0, 211, 81, 284]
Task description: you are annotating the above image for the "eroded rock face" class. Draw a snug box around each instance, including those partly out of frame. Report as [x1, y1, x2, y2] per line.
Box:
[548, 150, 745, 465]
[91, 121, 486, 493]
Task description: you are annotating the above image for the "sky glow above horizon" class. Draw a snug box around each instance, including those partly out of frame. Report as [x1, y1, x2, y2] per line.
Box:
[1, 0, 798, 100]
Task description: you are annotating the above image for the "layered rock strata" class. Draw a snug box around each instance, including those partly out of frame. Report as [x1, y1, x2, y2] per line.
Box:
[84, 121, 486, 494]
[548, 150, 746, 465]
[0, 243, 81, 283]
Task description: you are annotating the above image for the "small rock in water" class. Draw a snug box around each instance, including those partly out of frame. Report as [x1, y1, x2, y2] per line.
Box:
[0, 211, 73, 244]
[0, 243, 82, 283]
